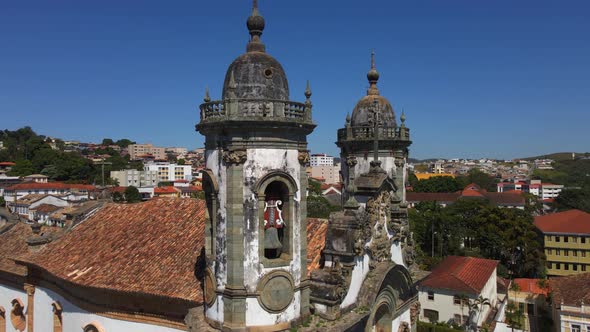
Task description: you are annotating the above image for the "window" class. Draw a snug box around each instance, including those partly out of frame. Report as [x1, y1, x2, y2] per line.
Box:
[583, 265, 587, 272]
[565, 250, 569, 257]
[263, 181, 289, 259]
[556, 263, 561, 270]
[10, 299, 25, 332]
[52, 302, 62, 332]
[565, 236, 569, 243]
[555, 236, 560, 242]
[454, 314, 461, 324]
[572, 324, 581, 332]
[453, 296, 461, 305]
[583, 251, 587, 257]
[428, 291, 435, 300]
[423, 309, 439, 323]
[574, 264, 578, 271]
[582, 237, 587, 244]
[574, 250, 578, 257]
[565, 264, 569, 270]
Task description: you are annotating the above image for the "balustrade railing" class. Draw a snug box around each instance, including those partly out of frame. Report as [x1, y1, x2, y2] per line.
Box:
[199, 99, 311, 123]
[337, 126, 410, 141]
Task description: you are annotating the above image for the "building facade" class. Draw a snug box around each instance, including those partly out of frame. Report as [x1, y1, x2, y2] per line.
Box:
[110, 169, 159, 187]
[128, 143, 166, 160]
[145, 162, 192, 182]
[310, 164, 340, 184]
[310, 153, 334, 167]
[418, 256, 498, 329]
[535, 210, 590, 276]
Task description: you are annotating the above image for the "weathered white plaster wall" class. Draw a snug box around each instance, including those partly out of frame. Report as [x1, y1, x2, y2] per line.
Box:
[205, 148, 227, 324]
[340, 254, 370, 309]
[242, 148, 303, 325]
[391, 308, 411, 332]
[245, 291, 301, 325]
[353, 155, 397, 179]
[0, 284, 27, 332]
[34, 287, 184, 332]
[419, 287, 474, 325]
[390, 242, 405, 267]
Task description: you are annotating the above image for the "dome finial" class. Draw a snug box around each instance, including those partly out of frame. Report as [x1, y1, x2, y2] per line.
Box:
[367, 49, 380, 96]
[246, 0, 266, 53]
[204, 86, 211, 102]
[305, 80, 312, 100]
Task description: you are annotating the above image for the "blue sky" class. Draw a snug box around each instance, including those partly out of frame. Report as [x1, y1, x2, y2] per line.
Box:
[1, 0, 589, 160]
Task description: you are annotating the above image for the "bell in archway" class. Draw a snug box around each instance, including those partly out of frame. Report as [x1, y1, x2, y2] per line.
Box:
[264, 227, 283, 250]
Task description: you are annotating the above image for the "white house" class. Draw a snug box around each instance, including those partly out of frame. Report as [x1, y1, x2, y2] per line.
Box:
[550, 272, 590, 332]
[6, 194, 69, 217]
[144, 162, 192, 182]
[418, 256, 499, 329]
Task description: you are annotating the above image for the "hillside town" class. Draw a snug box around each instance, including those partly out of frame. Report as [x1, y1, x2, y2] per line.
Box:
[1, 1, 590, 332]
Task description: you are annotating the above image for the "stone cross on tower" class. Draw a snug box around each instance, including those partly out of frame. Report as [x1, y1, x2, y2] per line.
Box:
[371, 98, 382, 170]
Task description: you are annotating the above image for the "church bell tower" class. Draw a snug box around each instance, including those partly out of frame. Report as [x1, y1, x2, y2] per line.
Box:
[195, 1, 315, 330]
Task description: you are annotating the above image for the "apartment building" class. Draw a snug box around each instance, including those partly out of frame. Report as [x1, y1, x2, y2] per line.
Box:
[535, 210, 590, 276]
[310, 163, 341, 184]
[497, 179, 563, 200]
[110, 169, 159, 187]
[128, 143, 166, 160]
[310, 153, 334, 167]
[144, 162, 192, 182]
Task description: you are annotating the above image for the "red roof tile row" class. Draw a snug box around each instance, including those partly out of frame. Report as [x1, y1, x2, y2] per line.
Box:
[534, 210, 590, 234]
[419, 256, 499, 294]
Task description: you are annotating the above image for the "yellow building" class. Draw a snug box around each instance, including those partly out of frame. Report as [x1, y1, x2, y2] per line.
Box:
[414, 173, 455, 180]
[534, 210, 590, 276]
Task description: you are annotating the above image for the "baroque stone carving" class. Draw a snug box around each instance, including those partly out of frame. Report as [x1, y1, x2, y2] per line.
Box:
[257, 271, 295, 313]
[365, 191, 393, 265]
[298, 151, 310, 165]
[222, 150, 247, 165]
[204, 268, 217, 307]
[346, 156, 358, 167]
[410, 300, 421, 326]
[398, 322, 410, 332]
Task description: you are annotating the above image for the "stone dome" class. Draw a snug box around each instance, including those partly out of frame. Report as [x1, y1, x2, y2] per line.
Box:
[222, 52, 289, 100]
[351, 95, 396, 128]
[221, 1, 289, 101]
[350, 52, 396, 128]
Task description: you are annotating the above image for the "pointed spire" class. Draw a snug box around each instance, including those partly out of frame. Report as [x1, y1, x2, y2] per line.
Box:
[400, 109, 406, 126]
[305, 80, 312, 100]
[204, 86, 211, 103]
[246, 0, 266, 52]
[228, 71, 237, 90]
[346, 112, 351, 124]
[367, 50, 380, 95]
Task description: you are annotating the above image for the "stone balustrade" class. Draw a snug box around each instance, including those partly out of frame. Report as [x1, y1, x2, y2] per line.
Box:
[199, 99, 312, 123]
[337, 125, 410, 141]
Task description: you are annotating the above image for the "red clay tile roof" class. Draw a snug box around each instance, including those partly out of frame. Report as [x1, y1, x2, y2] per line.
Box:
[0, 162, 15, 167]
[419, 256, 498, 294]
[407, 184, 524, 206]
[513, 278, 549, 296]
[23, 198, 206, 304]
[306, 218, 328, 276]
[6, 182, 95, 191]
[0, 222, 64, 276]
[550, 272, 590, 306]
[534, 210, 590, 234]
[154, 186, 180, 194]
[31, 204, 62, 214]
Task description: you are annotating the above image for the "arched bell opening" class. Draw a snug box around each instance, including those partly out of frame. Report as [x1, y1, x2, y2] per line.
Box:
[373, 303, 393, 332]
[255, 171, 298, 266]
[201, 169, 219, 260]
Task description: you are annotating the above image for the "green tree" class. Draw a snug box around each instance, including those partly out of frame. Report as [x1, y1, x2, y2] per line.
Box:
[124, 186, 142, 203]
[554, 188, 590, 213]
[177, 158, 186, 165]
[308, 178, 322, 196]
[413, 176, 463, 193]
[0, 196, 5, 207]
[115, 139, 135, 148]
[307, 196, 338, 218]
[8, 159, 34, 176]
[102, 138, 114, 146]
[457, 169, 497, 192]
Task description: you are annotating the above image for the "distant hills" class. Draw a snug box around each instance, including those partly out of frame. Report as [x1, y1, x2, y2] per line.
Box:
[520, 152, 590, 162]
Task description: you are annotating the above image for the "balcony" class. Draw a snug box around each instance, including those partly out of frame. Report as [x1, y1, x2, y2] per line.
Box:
[198, 99, 312, 124]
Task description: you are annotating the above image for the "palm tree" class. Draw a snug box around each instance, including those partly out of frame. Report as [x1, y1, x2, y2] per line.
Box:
[469, 296, 491, 331]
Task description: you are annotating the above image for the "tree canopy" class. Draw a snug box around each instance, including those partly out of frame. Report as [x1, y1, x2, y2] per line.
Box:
[409, 199, 545, 278]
